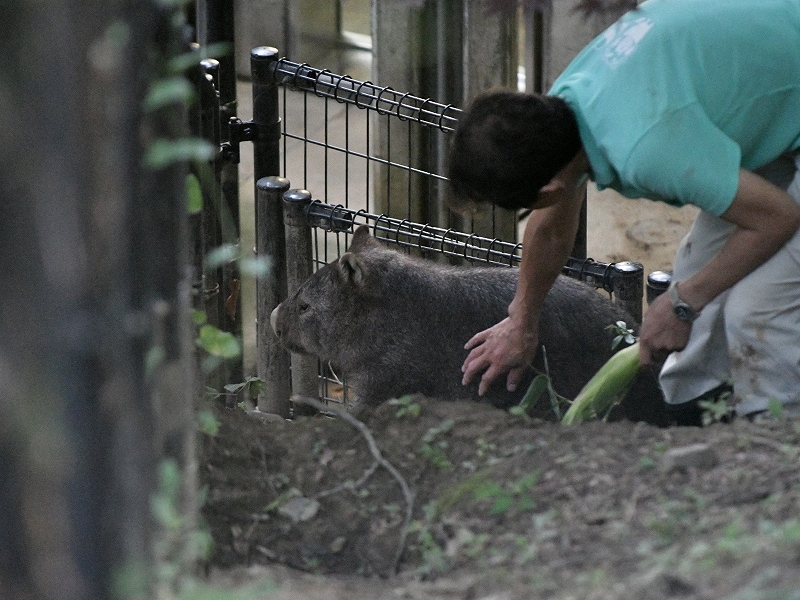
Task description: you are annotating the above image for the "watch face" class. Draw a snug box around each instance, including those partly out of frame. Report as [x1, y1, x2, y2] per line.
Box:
[674, 304, 693, 322]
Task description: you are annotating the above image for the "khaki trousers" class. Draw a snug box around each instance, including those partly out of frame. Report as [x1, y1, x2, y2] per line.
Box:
[659, 154, 800, 415]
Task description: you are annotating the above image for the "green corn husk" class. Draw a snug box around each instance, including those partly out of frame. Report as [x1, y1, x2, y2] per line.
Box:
[561, 342, 641, 425]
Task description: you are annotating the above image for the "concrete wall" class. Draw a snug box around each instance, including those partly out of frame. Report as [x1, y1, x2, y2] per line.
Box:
[234, 0, 340, 77]
[541, 1, 623, 90]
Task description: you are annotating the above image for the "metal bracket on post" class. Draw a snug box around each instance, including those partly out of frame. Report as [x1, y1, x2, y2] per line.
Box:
[220, 117, 257, 164]
[255, 176, 292, 417]
[220, 117, 281, 165]
[612, 261, 644, 324]
[282, 189, 319, 412]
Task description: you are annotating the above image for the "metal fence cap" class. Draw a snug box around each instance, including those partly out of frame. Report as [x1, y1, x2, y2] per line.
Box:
[256, 176, 290, 192]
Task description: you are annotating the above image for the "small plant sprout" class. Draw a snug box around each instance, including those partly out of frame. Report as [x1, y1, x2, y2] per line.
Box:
[606, 320, 636, 350]
[420, 419, 455, 469]
[767, 397, 785, 419]
[698, 386, 734, 425]
[390, 395, 422, 419]
[511, 346, 565, 419]
[698, 398, 735, 426]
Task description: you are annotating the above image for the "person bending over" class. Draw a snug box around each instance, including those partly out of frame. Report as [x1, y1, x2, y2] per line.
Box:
[449, 0, 800, 419]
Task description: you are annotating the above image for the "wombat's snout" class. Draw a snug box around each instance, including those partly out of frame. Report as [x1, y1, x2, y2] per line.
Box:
[270, 304, 281, 336]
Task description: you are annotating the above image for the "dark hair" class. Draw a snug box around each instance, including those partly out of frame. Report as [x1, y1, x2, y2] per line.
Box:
[446, 89, 582, 212]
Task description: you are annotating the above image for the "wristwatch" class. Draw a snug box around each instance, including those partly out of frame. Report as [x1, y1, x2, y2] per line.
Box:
[667, 281, 699, 322]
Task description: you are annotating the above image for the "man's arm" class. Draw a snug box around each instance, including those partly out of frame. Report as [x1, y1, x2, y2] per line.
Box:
[462, 154, 589, 395]
[639, 167, 800, 363]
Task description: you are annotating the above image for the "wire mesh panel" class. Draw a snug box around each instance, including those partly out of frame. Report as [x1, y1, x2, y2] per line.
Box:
[269, 57, 523, 267]
[273, 58, 458, 207]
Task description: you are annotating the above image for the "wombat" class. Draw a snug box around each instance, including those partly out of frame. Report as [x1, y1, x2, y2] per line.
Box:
[271, 225, 666, 422]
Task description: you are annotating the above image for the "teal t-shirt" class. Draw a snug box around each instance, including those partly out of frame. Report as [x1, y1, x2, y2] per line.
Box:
[549, 0, 800, 215]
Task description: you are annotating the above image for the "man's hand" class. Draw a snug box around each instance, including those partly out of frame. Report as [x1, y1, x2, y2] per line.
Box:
[461, 315, 538, 396]
[641, 167, 800, 365]
[637, 292, 692, 365]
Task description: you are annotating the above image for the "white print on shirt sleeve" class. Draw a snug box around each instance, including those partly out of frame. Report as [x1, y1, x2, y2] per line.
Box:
[602, 16, 654, 68]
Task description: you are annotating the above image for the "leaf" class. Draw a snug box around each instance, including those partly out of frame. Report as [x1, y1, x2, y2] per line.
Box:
[196, 324, 241, 359]
[516, 495, 537, 512]
[151, 459, 183, 529]
[144, 138, 216, 169]
[144, 345, 166, 381]
[239, 256, 272, 277]
[223, 376, 265, 397]
[511, 471, 540, 493]
[201, 354, 224, 374]
[196, 410, 220, 436]
[186, 173, 203, 214]
[767, 397, 784, 419]
[490, 494, 513, 515]
[473, 481, 504, 501]
[144, 76, 196, 113]
[514, 374, 550, 415]
[205, 243, 240, 270]
[246, 377, 266, 397]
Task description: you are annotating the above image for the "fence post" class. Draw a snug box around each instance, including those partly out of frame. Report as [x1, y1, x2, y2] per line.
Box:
[282, 189, 319, 408]
[612, 261, 644, 324]
[251, 47, 290, 415]
[646, 270, 672, 305]
[196, 60, 225, 332]
[193, 58, 245, 392]
[251, 46, 281, 181]
[256, 176, 291, 416]
[196, 0, 244, 380]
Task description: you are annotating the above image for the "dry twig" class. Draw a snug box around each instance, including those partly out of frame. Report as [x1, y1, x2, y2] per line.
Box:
[292, 395, 416, 574]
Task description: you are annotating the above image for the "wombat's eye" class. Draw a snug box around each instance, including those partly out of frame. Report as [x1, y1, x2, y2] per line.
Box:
[299, 302, 310, 313]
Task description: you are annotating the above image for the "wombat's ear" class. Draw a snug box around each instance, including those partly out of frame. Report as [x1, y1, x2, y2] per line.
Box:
[337, 252, 366, 286]
[348, 225, 380, 253]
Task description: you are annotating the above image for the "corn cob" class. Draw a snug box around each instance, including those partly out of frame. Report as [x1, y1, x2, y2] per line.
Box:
[561, 342, 641, 425]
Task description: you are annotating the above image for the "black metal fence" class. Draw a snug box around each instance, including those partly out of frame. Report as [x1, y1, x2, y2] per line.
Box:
[198, 46, 650, 417]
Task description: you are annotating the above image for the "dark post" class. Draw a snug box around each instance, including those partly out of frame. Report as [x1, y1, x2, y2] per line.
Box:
[195, 0, 239, 225]
[646, 270, 672, 305]
[612, 261, 644, 324]
[571, 196, 588, 260]
[256, 177, 291, 416]
[282, 189, 319, 407]
[0, 0, 194, 598]
[251, 46, 282, 181]
[197, 62, 225, 331]
[197, 58, 243, 386]
[251, 47, 287, 414]
[195, 13, 243, 385]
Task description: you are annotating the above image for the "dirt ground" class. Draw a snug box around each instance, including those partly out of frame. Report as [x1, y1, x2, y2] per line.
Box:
[200, 394, 800, 600]
[220, 71, 800, 600]
[222, 56, 799, 600]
